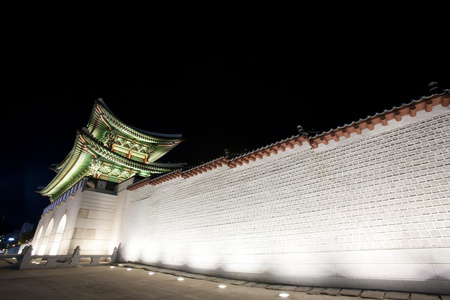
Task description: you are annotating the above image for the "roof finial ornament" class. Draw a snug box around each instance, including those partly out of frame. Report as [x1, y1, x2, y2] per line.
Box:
[428, 82, 442, 95]
[297, 125, 305, 135]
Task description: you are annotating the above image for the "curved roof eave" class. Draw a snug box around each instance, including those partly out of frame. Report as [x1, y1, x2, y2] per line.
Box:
[89, 98, 183, 141]
[39, 136, 88, 196]
[79, 128, 174, 173]
[40, 129, 178, 199]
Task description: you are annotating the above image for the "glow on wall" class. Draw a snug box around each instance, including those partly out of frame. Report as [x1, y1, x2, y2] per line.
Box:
[119, 94, 450, 294]
[49, 215, 66, 255]
[38, 218, 53, 255]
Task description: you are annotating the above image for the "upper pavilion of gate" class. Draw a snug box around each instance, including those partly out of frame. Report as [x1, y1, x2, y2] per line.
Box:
[39, 98, 184, 202]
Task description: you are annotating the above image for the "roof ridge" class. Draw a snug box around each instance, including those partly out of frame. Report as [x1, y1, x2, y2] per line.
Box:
[127, 89, 449, 190]
[315, 89, 450, 138]
[310, 90, 450, 147]
[93, 98, 184, 140]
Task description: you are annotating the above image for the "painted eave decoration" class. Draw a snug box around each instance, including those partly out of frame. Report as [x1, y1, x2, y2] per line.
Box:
[38, 98, 184, 202]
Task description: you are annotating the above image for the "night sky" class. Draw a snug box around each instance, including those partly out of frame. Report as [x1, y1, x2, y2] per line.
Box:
[1, 32, 448, 231]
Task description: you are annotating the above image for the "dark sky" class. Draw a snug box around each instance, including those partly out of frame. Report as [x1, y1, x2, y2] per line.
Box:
[1, 30, 448, 231]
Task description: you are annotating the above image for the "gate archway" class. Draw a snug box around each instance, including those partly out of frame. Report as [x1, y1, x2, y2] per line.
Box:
[49, 215, 67, 255]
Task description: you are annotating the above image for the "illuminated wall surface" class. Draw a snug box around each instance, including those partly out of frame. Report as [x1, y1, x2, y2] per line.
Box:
[32, 102, 450, 294]
[33, 184, 128, 256]
[119, 106, 450, 294]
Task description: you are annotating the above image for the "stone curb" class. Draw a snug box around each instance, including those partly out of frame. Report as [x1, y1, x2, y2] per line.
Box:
[118, 263, 449, 299]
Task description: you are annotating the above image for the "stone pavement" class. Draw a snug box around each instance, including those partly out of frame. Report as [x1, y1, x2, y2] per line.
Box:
[0, 261, 448, 300]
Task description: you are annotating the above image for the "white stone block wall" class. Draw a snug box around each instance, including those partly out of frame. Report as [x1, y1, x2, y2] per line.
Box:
[32, 187, 84, 255]
[33, 188, 118, 256]
[118, 105, 450, 293]
[70, 191, 118, 255]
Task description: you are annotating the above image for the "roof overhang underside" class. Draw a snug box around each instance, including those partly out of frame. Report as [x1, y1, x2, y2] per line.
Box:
[39, 128, 180, 201]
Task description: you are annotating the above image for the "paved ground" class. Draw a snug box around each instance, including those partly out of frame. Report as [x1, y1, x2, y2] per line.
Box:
[0, 261, 448, 300]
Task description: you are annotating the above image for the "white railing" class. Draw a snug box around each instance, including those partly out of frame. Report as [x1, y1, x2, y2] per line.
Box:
[0, 245, 118, 269]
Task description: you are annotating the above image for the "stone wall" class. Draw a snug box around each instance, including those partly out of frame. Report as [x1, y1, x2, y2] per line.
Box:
[70, 191, 118, 255]
[33, 183, 119, 256]
[33, 186, 83, 256]
[118, 105, 450, 294]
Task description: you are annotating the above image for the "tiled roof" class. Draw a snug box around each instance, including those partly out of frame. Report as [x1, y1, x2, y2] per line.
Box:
[127, 89, 449, 190]
[40, 99, 184, 201]
[88, 98, 184, 142]
[309, 89, 449, 148]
